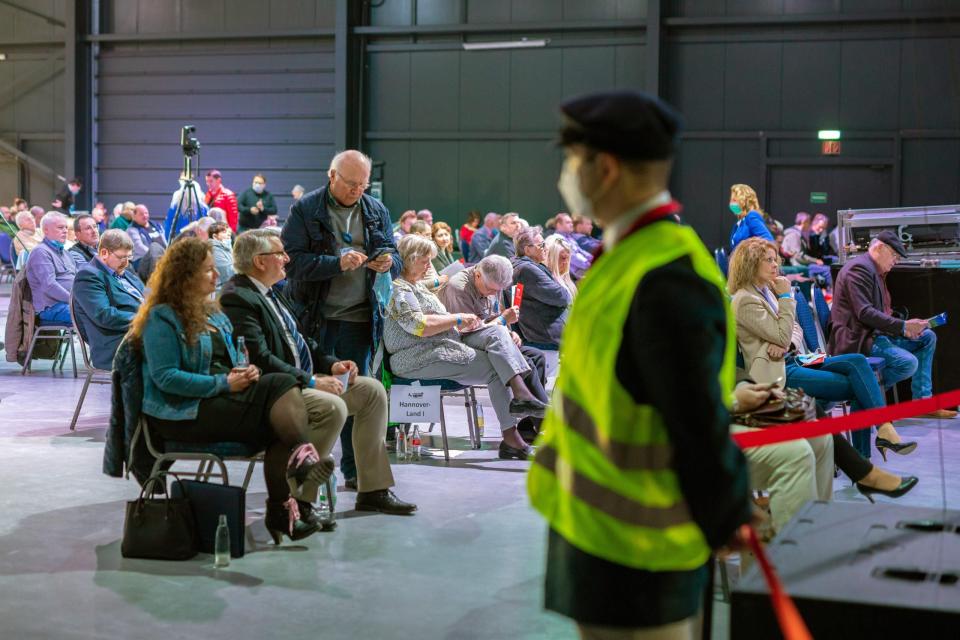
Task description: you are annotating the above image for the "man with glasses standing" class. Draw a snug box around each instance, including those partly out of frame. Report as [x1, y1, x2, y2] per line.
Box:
[282, 150, 401, 490]
[72, 229, 145, 369]
[831, 230, 955, 418]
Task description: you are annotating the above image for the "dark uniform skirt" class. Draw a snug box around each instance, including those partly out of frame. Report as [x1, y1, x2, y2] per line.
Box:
[147, 372, 299, 450]
[544, 528, 707, 628]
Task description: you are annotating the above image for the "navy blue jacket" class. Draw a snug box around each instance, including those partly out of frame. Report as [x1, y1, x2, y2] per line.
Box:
[281, 186, 401, 355]
[73, 258, 145, 369]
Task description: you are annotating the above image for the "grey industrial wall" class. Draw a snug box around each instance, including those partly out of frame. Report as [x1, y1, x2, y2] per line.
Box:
[2, 0, 959, 252]
[0, 0, 66, 209]
[360, 0, 960, 248]
[96, 0, 336, 220]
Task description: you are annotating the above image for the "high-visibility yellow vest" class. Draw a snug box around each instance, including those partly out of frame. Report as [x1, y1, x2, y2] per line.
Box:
[528, 219, 736, 571]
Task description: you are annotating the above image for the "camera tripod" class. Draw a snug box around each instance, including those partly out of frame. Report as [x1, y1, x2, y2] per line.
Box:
[166, 125, 203, 242]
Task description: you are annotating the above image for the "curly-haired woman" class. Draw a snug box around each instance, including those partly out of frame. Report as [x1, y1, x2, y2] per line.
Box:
[128, 238, 334, 543]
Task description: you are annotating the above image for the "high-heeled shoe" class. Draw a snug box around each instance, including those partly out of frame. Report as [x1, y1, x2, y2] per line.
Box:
[875, 438, 918, 462]
[265, 498, 319, 544]
[286, 444, 335, 503]
[856, 476, 919, 503]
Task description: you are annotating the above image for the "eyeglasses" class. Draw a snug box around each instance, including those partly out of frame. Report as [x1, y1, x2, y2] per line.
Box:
[334, 172, 370, 192]
[255, 250, 288, 259]
[109, 251, 132, 263]
[535, 242, 546, 249]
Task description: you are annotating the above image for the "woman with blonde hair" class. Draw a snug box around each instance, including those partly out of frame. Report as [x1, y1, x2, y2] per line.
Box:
[544, 235, 577, 300]
[729, 183, 774, 251]
[129, 238, 334, 543]
[727, 237, 917, 501]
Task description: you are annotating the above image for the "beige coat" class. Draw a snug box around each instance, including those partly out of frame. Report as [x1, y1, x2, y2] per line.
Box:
[731, 286, 797, 384]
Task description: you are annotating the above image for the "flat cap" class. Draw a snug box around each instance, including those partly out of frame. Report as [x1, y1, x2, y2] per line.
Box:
[558, 89, 683, 161]
[875, 230, 908, 258]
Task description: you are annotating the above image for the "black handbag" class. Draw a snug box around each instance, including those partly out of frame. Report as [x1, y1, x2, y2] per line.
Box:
[121, 473, 199, 560]
[170, 478, 246, 558]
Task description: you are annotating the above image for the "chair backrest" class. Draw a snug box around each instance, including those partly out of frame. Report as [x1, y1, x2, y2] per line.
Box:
[793, 287, 820, 352]
[714, 247, 728, 277]
[811, 283, 831, 340]
[68, 294, 93, 368]
[0, 233, 13, 265]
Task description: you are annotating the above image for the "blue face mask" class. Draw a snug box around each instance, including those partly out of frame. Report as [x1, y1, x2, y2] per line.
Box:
[729, 203, 743, 216]
[252, 184, 264, 194]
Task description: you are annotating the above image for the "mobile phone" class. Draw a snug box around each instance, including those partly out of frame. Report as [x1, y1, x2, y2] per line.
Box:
[364, 247, 396, 263]
[763, 376, 783, 390]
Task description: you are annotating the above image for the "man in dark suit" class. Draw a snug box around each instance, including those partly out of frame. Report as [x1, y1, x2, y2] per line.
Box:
[72, 229, 145, 370]
[221, 229, 416, 515]
[830, 230, 954, 418]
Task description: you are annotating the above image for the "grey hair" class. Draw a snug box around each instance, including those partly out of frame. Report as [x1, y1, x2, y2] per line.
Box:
[329, 150, 372, 173]
[477, 255, 514, 290]
[397, 233, 437, 270]
[40, 211, 67, 229]
[207, 207, 227, 223]
[98, 228, 133, 253]
[233, 229, 281, 274]
[514, 225, 543, 256]
[14, 211, 33, 228]
[196, 216, 216, 232]
[483, 212, 500, 226]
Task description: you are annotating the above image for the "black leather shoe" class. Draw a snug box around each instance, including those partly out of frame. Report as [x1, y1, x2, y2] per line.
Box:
[875, 438, 917, 462]
[265, 499, 319, 544]
[518, 417, 542, 444]
[355, 489, 417, 515]
[499, 440, 535, 460]
[856, 476, 919, 503]
[343, 477, 358, 491]
[509, 398, 547, 418]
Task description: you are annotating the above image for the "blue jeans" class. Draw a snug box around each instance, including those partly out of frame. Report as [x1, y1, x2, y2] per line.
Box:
[870, 331, 935, 399]
[38, 302, 71, 325]
[786, 353, 885, 458]
[318, 319, 373, 481]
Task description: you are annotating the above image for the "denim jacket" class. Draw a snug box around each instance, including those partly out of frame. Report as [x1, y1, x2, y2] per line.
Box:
[141, 304, 235, 421]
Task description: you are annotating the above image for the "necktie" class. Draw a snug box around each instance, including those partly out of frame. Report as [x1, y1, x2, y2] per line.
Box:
[267, 289, 313, 376]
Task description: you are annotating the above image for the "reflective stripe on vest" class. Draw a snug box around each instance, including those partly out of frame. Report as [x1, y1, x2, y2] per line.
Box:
[528, 219, 735, 571]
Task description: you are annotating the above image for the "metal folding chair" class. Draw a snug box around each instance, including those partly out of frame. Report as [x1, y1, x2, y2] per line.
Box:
[21, 318, 78, 377]
[69, 297, 112, 430]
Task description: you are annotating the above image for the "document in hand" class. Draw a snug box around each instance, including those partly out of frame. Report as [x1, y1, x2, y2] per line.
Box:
[440, 261, 465, 277]
[513, 284, 524, 308]
[927, 312, 948, 329]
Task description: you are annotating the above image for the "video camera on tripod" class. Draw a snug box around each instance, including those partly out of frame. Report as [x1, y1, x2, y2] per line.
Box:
[166, 125, 205, 241]
[180, 125, 200, 181]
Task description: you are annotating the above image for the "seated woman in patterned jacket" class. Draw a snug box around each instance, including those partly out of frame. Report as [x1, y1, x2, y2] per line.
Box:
[384, 234, 547, 460]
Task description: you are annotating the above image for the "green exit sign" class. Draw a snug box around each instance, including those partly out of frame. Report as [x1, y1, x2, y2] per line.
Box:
[810, 192, 828, 204]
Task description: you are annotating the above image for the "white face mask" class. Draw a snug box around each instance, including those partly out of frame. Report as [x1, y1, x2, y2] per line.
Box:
[557, 156, 592, 219]
[252, 183, 264, 194]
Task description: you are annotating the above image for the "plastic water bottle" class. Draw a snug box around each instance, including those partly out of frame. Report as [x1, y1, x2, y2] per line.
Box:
[317, 481, 337, 531]
[236, 335, 249, 368]
[214, 514, 230, 567]
[476, 405, 485, 439]
[410, 424, 422, 460]
[396, 426, 408, 461]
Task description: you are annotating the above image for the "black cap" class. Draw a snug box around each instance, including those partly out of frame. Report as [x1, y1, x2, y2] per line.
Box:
[558, 89, 683, 161]
[876, 230, 908, 258]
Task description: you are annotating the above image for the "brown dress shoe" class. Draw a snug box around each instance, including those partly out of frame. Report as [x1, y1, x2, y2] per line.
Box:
[918, 408, 958, 419]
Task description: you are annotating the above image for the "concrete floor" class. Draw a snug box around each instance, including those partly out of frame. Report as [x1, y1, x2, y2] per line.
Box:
[0, 280, 957, 639]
